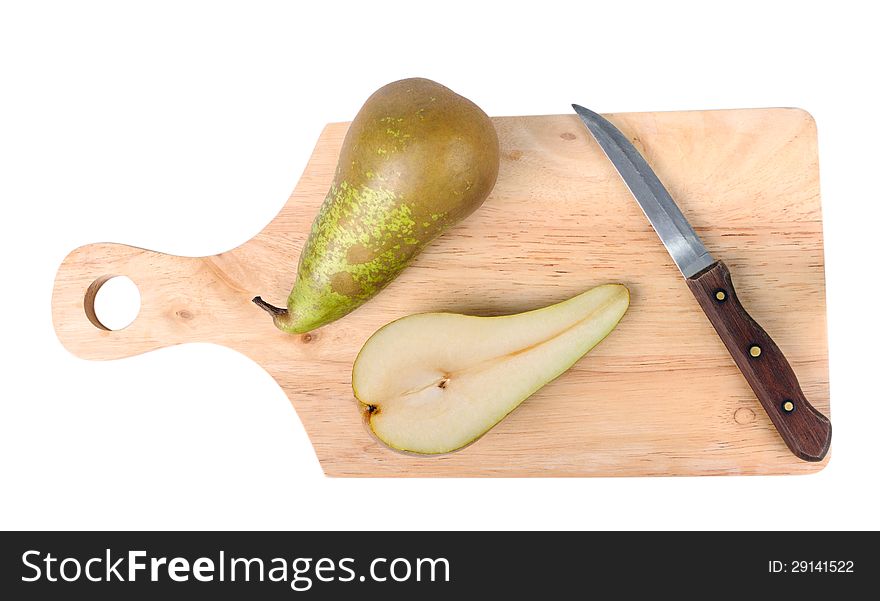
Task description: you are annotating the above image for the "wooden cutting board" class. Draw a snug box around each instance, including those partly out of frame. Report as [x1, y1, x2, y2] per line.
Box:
[52, 108, 830, 476]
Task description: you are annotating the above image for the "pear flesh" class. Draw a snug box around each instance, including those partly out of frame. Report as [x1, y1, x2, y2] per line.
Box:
[352, 284, 630, 454]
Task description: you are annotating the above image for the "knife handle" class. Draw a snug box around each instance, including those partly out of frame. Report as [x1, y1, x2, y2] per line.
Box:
[686, 261, 831, 461]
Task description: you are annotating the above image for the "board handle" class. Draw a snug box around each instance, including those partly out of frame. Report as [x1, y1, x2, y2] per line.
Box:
[52, 242, 255, 361]
[686, 261, 831, 461]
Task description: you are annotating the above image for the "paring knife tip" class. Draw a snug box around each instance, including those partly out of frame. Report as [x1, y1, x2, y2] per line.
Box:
[571, 104, 599, 123]
[571, 104, 598, 121]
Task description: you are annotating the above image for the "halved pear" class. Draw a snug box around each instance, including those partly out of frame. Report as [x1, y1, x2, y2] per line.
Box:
[352, 284, 630, 454]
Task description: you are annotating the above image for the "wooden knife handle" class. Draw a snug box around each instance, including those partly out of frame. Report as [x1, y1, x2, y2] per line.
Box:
[686, 261, 831, 461]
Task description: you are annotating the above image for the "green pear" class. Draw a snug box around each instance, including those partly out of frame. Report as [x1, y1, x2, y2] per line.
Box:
[254, 78, 500, 333]
[352, 284, 630, 454]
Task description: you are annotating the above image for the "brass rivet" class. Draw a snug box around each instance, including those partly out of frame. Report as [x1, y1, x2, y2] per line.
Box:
[783, 400, 795, 413]
[715, 290, 726, 301]
[749, 345, 762, 358]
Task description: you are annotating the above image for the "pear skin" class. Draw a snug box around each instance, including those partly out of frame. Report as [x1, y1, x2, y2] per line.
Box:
[255, 78, 500, 333]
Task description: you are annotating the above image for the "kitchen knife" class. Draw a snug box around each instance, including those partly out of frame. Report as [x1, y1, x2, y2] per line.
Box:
[572, 105, 831, 461]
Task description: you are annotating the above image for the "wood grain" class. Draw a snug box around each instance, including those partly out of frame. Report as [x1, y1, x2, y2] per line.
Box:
[51, 109, 830, 476]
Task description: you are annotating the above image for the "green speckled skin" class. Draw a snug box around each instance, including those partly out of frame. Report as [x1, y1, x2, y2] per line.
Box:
[274, 78, 500, 333]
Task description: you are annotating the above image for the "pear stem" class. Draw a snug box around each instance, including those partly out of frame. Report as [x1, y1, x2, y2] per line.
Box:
[252, 296, 288, 318]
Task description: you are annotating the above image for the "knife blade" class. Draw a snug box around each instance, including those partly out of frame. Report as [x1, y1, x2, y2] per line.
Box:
[573, 104, 831, 461]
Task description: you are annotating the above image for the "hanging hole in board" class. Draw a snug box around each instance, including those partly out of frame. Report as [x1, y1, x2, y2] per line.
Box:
[84, 275, 141, 331]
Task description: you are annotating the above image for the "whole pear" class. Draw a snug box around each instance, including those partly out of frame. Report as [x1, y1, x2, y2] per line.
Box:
[255, 78, 500, 333]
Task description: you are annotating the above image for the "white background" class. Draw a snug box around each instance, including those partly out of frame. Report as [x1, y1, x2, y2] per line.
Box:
[1, 1, 877, 530]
